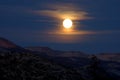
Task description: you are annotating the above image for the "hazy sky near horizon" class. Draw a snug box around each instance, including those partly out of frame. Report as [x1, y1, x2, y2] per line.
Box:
[0, 0, 120, 53]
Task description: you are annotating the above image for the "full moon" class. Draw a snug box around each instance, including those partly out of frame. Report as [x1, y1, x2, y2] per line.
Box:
[63, 19, 72, 29]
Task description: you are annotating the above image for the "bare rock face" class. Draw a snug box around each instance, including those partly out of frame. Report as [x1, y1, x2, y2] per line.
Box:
[0, 37, 18, 48]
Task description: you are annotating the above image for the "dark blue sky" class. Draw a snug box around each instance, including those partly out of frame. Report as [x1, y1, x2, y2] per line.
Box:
[0, 0, 120, 53]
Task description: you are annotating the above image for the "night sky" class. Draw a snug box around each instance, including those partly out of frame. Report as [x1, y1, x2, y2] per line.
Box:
[0, 0, 120, 54]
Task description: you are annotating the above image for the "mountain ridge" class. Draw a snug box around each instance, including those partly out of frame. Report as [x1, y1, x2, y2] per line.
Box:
[0, 37, 20, 48]
[0, 37, 119, 80]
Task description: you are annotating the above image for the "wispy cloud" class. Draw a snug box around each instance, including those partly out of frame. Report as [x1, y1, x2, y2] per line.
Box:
[33, 3, 90, 21]
[33, 29, 120, 43]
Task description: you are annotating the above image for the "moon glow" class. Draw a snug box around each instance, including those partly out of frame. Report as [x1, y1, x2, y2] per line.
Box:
[63, 19, 72, 29]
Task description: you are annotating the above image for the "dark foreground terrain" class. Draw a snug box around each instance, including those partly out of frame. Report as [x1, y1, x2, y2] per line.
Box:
[0, 49, 118, 80]
[0, 37, 119, 80]
[0, 51, 85, 80]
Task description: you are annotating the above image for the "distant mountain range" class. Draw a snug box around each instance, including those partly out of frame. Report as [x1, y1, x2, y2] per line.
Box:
[97, 53, 120, 62]
[0, 37, 120, 80]
[26, 46, 120, 78]
[26, 46, 90, 68]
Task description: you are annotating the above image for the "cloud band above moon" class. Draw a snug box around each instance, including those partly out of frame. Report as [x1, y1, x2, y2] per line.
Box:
[33, 3, 91, 21]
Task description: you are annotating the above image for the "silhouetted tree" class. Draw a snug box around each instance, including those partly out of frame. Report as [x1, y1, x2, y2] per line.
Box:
[90, 55, 100, 70]
[87, 55, 114, 80]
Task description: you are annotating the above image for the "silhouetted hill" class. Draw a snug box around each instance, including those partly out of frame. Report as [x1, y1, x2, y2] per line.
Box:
[0, 37, 29, 53]
[26, 46, 53, 52]
[0, 37, 19, 48]
[0, 37, 119, 80]
[0, 50, 116, 80]
[26, 47, 90, 67]
[0, 51, 84, 80]
[26, 47, 120, 79]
